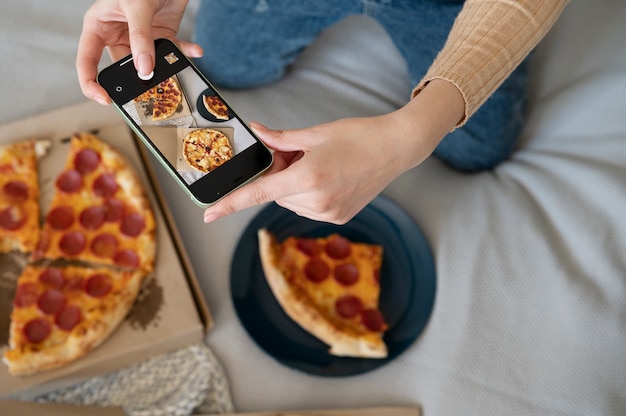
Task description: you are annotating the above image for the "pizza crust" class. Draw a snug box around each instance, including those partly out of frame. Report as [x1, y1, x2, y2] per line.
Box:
[258, 229, 387, 358]
[0, 140, 46, 253]
[97, 136, 157, 271]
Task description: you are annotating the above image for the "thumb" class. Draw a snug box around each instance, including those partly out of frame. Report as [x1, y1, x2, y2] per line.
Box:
[250, 121, 307, 153]
[122, 2, 157, 77]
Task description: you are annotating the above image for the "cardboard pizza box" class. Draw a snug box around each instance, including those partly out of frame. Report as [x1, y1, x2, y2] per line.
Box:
[198, 406, 422, 416]
[0, 400, 125, 416]
[0, 403, 420, 416]
[0, 101, 212, 399]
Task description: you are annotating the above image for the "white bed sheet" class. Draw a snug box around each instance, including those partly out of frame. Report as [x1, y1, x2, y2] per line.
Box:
[1, 1, 625, 415]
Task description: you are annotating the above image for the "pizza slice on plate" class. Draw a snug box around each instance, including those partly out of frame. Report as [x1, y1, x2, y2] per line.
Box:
[3, 264, 145, 376]
[258, 228, 388, 358]
[0, 140, 49, 253]
[202, 95, 229, 120]
[30, 132, 156, 272]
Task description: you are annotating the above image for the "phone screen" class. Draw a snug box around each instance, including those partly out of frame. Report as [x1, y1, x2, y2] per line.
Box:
[98, 39, 272, 206]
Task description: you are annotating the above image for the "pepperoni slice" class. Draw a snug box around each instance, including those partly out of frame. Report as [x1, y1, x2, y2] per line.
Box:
[296, 238, 322, 257]
[335, 295, 363, 319]
[39, 268, 65, 289]
[0, 206, 26, 230]
[120, 212, 145, 237]
[74, 148, 100, 174]
[334, 263, 359, 286]
[79, 205, 105, 230]
[361, 309, 386, 332]
[325, 236, 351, 259]
[59, 230, 86, 256]
[55, 304, 82, 331]
[104, 198, 124, 222]
[56, 169, 83, 193]
[46, 206, 75, 230]
[85, 273, 112, 297]
[13, 282, 39, 308]
[93, 173, 118, 198]
[91, 233, 118, 258]
[114, 249, 139, 268]
[304, 258, 330, 283]
[37, 289, 66, 315]
[24, 318, 51, 344]
[3, 180, 28, 202]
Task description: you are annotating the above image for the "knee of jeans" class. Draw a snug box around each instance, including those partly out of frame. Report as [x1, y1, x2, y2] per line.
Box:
[193, 55, 286, 89]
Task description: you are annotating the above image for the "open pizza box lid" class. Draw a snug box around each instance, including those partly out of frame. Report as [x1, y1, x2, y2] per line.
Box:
[0, 400, 125, 416]
[0, 403, 420, 416]
[0, 101, 213, 399]
[200, 406, 423, 416]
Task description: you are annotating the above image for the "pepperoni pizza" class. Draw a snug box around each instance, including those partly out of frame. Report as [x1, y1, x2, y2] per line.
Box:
[134, 76, 183, 121]
[31, 132, 156, 272]
[258, 229, 388, 358]
[0, 140, 48, 253]
[3, 264, 144, 376]
[1, 132, 157, 376]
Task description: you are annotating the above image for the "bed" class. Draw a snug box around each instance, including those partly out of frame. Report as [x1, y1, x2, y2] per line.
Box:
[1, 0, 625, 415]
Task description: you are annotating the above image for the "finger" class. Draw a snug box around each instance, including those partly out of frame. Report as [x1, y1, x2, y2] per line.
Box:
[121, 2, 158, 77]
[76, 27, 111, 105]
[107, 44, 132, 61]
[176, 40, 204, 58]
[250, 121, 310, 153]
[202, 169, 300, 223]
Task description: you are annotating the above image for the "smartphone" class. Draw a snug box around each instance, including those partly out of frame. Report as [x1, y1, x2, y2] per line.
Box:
[97, 38, 273, 207]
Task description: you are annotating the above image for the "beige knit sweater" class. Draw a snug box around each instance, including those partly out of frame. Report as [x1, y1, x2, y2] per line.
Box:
[412, 0, 570, 126]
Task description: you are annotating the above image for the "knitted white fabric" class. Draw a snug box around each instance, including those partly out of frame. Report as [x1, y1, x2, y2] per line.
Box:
[35, 344, 234, 416]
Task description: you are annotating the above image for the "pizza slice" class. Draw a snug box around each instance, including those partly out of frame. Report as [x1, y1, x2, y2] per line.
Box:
[182, 128, 233, 173]
[0, 140, 49, 253]
[202, 95, 229, 120]
[2, 264, 146, 376]
[258, 228, 388, 358]
[31, 132, 156, 272]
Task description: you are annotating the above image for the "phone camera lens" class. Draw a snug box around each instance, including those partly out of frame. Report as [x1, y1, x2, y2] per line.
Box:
[115, 86, 123, 92]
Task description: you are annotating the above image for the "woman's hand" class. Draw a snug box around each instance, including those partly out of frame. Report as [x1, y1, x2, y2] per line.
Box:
[76, 0, 201, 105]
[203, 79, 465, 224]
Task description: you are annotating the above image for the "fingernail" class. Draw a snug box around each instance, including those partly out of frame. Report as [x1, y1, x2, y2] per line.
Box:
[203, 211, 219, 223]
[137, 53, 153, 76]
[249, 121, 264, 132]
[189, 46, 203, 58]
[93, 94, 109, 106]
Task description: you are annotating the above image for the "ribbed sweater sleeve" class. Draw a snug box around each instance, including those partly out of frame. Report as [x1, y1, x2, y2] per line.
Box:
[412, 0, 569, 126]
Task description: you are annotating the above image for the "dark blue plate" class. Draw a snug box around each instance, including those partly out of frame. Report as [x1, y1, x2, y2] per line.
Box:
[230, 195, 436, 377]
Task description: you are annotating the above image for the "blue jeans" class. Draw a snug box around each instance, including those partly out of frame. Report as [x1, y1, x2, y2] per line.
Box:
[193, 0, 529, 171]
